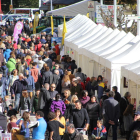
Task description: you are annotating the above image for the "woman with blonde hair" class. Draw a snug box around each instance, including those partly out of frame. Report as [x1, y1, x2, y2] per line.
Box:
[25, 55, 32, 66]
[61, 75, 70, 93]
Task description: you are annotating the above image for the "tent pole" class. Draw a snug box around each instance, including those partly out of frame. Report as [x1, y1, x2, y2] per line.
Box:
[136, 84, 139, 111]
[77, 54, 79, 68]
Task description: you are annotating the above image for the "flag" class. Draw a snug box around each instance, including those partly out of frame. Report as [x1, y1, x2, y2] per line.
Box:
[87, 13, 89, 18]
[51, 16, 53, 35]
[62, 15, 67, 45]
[33, 12, 39, 34]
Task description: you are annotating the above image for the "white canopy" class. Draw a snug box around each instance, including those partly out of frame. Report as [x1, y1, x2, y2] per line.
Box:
[58, 14, 140, 93]
[47, 0, 90, 17]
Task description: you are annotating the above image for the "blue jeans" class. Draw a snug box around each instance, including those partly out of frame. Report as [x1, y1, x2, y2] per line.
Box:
[15, 93, 21, 111]
[105, 123, 117, 140]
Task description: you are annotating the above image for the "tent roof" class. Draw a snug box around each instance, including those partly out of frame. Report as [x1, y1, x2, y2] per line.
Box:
[45, 0, 83, 5]
[47, 0, 90, 16]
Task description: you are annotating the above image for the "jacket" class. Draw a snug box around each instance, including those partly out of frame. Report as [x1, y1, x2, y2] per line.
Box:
[103, 97, 120, 124]
[114, 91, 121, 102]
[19, 96, 31, 111]
[32, 95, 39, 112]
[3, 49, 11, 62]
[50, 100, 66, 115]
[80, 96, 90, 108]
[37, 60, 45, 70]
[55, 44, 60, 55]
[63, 130, 84, 140]
[43, 58, 52, 70]
[10, 79, 28, 95]
[6, 58, 16, 72]
[49, 73, 60, 87]
[98, 82, 105, 99]
[26, 74, 35, 92]
[120, 96, 129, 117]
[30, 67, 39, 83]
[42, 70, 52, 85]
[38, 88, 51, 110]
[75, 72, 86, 82]
[86, 102, 100, 120]
[92, 126, 107, 139]
[70, 84, 82, 97]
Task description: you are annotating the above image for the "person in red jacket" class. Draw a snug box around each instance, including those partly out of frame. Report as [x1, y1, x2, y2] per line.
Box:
[35, 40, 42, 52]
[53, 41, 60, 55]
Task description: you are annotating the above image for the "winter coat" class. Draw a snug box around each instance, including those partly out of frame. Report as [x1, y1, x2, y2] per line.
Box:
[63, 130, 84, 140]
[92, 126, 107, 139]
[3, 49, 11, 62]
[70, 84, 82, 97]
[19, 96, 31, 111]
[26, 74, 35, 92]
[114, 91, 121, 103]
[51, 100, 66, 115]
[103, 97, 120, 124]
[120, 97, 129, 117]
[32, 95, 39, 112]
[38, 88, 51, 110]
[123, 114, 133, 131]
[98, 82, 105, 100]
[6, 58, 16, 72]
[43, 58, 52, 70]
[42, 70, 52, 85]
[10, 79, 28, 95]
[37, 60, 45, 70]
[49, 73, 60, 87]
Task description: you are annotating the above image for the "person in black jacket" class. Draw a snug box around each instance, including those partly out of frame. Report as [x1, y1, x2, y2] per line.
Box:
[69, 100, 89, 131]
[119, 92, 131, 136]
[103, 91, 120, 140]
[112, 86, 121, 102]
[63, 123, 84, 140]
[42, 66, 52, 86]
[38, 83, 51, 121]
[86, 95, 100, 135]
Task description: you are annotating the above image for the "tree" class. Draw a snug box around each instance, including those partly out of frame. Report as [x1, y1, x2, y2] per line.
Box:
[100, 7, 137, 35]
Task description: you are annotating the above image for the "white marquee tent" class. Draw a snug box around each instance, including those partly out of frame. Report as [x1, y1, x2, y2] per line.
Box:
[58, 14, 140, 96]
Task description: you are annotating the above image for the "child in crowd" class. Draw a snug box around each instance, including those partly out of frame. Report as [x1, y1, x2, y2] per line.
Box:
[7, 104, 17, 117]
[32, 90, 40, 114]
[92, 120, 107, 140]
[18, 90, 31, 116]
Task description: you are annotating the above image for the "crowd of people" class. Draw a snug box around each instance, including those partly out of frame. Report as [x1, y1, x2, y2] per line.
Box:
[0, 22, 140, 140]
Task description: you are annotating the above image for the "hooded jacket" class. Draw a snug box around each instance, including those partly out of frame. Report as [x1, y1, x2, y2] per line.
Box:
[50, 100, 66, 115]
[38, 88, 50, 110]
[6, 58, 16, 72]
[3, 49, 11, 62]
[26, 72, 35, 92]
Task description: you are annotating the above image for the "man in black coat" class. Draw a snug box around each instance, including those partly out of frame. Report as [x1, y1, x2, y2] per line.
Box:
[38, 83, 51, 121]
[112, 86, 121, 102]
[103, 91, 120, 140]
[63, 124, 84, 140]
[119, 92, 131, 136]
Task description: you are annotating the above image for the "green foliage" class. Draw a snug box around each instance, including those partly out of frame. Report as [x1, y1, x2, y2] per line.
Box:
[20, 0, 39, 8]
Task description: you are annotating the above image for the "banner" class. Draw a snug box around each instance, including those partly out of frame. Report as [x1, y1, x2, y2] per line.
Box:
[1, 133, 11, 140]
[13, 21, 23, 44]
[33, 12, 39, 34]
[51, 37, 62, 49]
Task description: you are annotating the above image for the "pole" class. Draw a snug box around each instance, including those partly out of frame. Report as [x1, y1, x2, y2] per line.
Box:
[50, 0, 53, 11]
[114, 0, 117, 27]
[39, 0, 41, 7]
[137, 0, 140, 35]
[11, 0, 13, 6]
[100, 0, 103, 5]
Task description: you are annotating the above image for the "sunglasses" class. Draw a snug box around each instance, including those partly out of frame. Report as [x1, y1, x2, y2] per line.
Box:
[51, 86, 55, 88]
